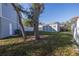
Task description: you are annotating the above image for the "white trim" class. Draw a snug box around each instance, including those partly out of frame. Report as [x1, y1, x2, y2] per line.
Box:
[9, 23, 13, 35]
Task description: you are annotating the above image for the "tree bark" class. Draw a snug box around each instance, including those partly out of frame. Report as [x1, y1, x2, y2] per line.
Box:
[18, 14, 26, 40]
[11, 3, 26, 40]
[33, 15, 40, 40]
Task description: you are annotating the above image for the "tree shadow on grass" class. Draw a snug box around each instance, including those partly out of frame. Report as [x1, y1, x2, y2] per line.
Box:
[1, 35, 22, 40]
[0, 32, 74, 56]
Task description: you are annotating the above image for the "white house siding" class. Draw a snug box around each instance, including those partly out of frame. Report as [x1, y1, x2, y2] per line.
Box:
[75, 18, 79, 44]
[0, 17, 10, 38]
[56, 24, 60, 32]
[71, 17, 79, 45]
[0, 3, 19, 38]
[0, 17, 1, 38]
[0, 4, 2, 16]
[77, 18, 79, 35]
[39, 25, 43, 31]
[50, 23, 60, 32]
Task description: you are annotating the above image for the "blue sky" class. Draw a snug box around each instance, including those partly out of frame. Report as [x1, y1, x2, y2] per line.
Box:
[21, 3, 79, 24]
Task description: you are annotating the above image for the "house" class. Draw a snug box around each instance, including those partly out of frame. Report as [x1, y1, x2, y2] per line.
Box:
[71, 16, 79, 45]
[49, 22, 60, 32]
[24, 24, 44, 31]
[38, 23, 45, 31]
[0, 3, 19, 38]
[39, 22, 60, 32]
[24, 22, 60, 32]
[43, 25, 53, 32]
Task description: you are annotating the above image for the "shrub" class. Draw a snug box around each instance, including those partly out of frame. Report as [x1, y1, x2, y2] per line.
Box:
[14, 29, 22, 35]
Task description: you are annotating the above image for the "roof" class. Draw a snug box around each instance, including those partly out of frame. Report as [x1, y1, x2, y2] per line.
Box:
[49, 22, 60, 25]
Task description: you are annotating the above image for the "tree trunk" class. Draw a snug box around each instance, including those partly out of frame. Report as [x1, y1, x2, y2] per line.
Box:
[11, 3, 26, 40]
[18, 14, 26, 40]
[33, 16, 40, 40]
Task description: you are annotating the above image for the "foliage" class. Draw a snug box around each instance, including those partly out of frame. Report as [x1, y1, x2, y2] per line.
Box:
[14, 29, 22, 35]
[22, 19, 33, 27]
[61, 20, 71, 32]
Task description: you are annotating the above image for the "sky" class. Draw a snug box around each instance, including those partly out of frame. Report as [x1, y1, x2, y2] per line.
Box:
[21, 3, 79, 24]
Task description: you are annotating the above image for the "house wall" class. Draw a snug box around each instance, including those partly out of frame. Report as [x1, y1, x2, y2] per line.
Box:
[50, 23, 60, 32]
[56, 24, 60, 32]
[0, 4, 2, 16]
[43, 25, 53, 32]
[0, 3, 19, 38]
[39, 25, 43, 31]
[2, 4, 18, 23]
[77, 18, 79, 34]
[0, 17, 1, 38]
[0, 4, 2, 38]
[73, 18, 79, 45]
[0, 17, 10, 38]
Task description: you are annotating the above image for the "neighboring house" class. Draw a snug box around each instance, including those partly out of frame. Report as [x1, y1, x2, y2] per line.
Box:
[43, 25, 53, 32]
[24, 22, 60, 32]
[49, 22, 60, 32]
[39, 22, 60, 32]
[39, 24, 44, 31]
[24, 25, 43, 32]
[0, 3, 19, 38]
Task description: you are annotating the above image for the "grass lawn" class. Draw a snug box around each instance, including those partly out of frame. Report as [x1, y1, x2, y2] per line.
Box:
[0, 32, 79, 56]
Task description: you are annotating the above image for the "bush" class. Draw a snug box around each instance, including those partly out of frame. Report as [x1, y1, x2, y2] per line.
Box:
[14, 29, 22, 35]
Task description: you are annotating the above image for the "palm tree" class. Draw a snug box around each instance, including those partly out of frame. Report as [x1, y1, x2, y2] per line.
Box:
[11, 3, 27, 40]
[27, 3, 44, 39]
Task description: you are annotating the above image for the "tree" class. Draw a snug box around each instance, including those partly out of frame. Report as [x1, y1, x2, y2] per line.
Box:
[28, 3, 44, 40]
[22, 19, 33, 27]
[11, 3, 27, 40]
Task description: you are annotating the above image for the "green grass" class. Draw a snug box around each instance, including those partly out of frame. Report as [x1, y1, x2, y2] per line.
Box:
[25, 31, 59, 35]
[0, 32, 78, 56]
